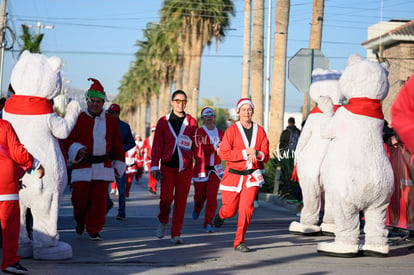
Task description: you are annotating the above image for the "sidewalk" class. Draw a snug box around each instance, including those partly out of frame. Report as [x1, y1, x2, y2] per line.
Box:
[2, 173, 413, 275]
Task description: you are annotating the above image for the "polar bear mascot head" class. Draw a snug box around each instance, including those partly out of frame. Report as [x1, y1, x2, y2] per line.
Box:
[10, 50, 63, 99]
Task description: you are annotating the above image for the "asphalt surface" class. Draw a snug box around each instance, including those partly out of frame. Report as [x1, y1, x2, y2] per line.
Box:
[1, 173, 413, 275]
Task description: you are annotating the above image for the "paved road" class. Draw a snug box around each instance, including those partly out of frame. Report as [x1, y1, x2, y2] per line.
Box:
[2, 173, 413, 274]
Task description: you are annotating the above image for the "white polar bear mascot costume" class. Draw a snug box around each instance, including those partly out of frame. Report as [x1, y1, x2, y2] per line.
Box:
[289, 69, 343, 236]
[3, 51, 81, 260]
[317, 54, 394, 257]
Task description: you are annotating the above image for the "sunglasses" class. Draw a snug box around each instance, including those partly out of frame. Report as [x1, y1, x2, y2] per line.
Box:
[173, 99, 187, 104]
[202, 113, 214, 117]
[107, 110, 119, 114]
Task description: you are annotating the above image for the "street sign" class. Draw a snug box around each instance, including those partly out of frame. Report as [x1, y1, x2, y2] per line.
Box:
[288, 48, 330, 93]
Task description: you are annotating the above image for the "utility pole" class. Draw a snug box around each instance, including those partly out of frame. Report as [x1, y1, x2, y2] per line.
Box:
[24, 21, 54, 35]
[263, 0, 272, 133]
[302, 0, 325, 119]
[0, 0, 8, 97]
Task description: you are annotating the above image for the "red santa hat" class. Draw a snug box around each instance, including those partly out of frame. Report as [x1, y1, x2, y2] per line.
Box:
[86, 78, 106, 100]
[108, 103, 121, 113]
[201, 107, 215, 117]
[151, 125, 156, 132]
[236, 98, 254, 113]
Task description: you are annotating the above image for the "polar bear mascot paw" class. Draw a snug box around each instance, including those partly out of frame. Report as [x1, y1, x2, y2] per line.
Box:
[3, 51, 80, 260]
[316, 54, 394, 258]
[289, 68, 343, 236]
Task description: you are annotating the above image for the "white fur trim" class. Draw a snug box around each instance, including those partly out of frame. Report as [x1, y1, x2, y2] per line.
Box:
[236, 99, 254, 113]
[93, 112, 107, 155]
[193, 177, 209, 183]
[68, 143, 86, 163]
[242, 149, 248, 160]
[71, 167, 115, 183]
[113, 160, 126, 178]
[0, 194, 19, 201]
[150, 166, 159, 172]
[219, 184, 241, 192]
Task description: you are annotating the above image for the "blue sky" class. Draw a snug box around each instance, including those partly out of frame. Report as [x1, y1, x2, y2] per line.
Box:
[2, 0, 413, 112]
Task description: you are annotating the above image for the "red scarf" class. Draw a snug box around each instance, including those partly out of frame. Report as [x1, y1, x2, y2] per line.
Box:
[309, 105, 341, 114]
[343, 97, 384, 119]
[3, 94, 67, 164]
[4, 95, 54, 115]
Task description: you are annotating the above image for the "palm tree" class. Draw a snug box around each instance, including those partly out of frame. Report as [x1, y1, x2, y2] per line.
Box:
[251, 0, 264, 126]
[241, 0, 252, 99]
[161, 0, 235, 116]
[19, 24, 43, 54]
[269, 0, 290, 154]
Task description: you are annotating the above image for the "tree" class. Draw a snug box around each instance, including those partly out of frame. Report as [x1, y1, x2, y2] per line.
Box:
[241, 0, 252, 98]
[161, 0, 235, 116]
[269, 0, 290, 154]
[19, 24, 43, 54]
[251, 0, 264, 126]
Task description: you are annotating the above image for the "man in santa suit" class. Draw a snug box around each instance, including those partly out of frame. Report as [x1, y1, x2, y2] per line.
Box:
[214, 98, 269, 252]
[64, 78, 125, 241]
[0, 119, 44, 274]
[125, 141, 138, 198]
[142, 126, 157, 194]
[134, 134, 144, 184]
[150, 90, 201, 244]
[192, 107, 224, 233]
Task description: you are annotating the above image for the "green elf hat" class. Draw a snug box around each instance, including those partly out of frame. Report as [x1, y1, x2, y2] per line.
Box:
[86, 78, 106, 100]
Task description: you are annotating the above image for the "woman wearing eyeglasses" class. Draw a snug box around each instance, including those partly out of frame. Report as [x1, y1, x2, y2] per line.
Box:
[192, 107, 224, 233]
[150, 90, 201, 244]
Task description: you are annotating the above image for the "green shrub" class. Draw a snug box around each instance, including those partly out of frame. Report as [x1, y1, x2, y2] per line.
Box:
[262, 153, 301, 202]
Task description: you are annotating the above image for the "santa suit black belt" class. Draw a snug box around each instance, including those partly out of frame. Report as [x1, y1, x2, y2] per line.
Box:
[228, 168, 256, 176]
[84, 153, 112, 164]
[205, 165, 215, 171]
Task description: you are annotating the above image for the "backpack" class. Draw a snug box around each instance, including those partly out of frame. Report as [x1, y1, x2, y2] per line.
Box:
[287, 127, 300, 152]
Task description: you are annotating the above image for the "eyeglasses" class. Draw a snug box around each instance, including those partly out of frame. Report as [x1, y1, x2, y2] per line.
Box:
[173, 99, 187, 105]
[202, 113, 214, 118]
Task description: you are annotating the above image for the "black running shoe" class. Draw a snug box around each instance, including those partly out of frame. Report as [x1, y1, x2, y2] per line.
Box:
[214, 213, 224, 228]
[76, 224, 84, 235]
[89, 233, 103, 241]
[234, 242, 251, 253]
[3, 261, 28, 274]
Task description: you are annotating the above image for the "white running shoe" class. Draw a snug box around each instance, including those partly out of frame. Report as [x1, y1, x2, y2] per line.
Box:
[170, 236, 183, 244]
[156, 223, 167, 238]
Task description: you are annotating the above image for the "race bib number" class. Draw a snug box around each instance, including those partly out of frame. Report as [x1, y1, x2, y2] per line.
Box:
[252, 169, 265, 186]
[178, 135, 192, 151]
[214, 164, 225, 178]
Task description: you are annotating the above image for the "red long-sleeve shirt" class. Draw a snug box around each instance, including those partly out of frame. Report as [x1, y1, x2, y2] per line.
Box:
[0, 119, 34, 200]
